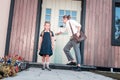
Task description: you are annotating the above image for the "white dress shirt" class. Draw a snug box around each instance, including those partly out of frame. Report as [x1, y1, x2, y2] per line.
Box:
[61, 19, 81, 36]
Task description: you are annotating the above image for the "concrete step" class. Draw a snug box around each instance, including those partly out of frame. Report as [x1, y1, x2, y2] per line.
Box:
[28, 62, 96, 71]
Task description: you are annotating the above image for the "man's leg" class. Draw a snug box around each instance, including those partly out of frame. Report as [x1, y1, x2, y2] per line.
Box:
[63, 40, 74, 62]
[72, 41, 81, 71]
[72, 41, 81, 65]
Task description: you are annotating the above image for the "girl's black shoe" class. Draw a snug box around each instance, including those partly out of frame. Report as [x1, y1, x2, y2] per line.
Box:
[46, 67, 51, 71]
[42, 67, 45, 70]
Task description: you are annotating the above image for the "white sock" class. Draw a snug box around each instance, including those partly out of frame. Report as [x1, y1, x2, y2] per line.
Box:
[46, 62, 50, 68]
[42, 62, 45, 68]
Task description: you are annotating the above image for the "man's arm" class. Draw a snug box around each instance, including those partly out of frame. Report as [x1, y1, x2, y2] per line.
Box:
[55, 27, 67, 35]
[55, 32, 62, 35]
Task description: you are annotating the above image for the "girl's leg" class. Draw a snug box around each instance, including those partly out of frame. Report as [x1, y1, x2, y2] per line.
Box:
[46, 55, 51, 71]
[42, 55, 46, 70]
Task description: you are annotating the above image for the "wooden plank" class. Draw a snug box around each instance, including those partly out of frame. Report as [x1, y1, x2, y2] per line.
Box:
[87, 0, 92, 65]
[14, 0, 22, 56]
[12, 0, 20, 55]
[19, 0, 26, 58]
[100, 0, 107, 66]
[17, 0, 24, 56]
[106, 0, 112, 67]
[28, 0, 37, 61]
[90, 0, 96, 65]
[29, 0, 38, 61]
[96, 0, 102, 66]
[84, 0, 88, 65]
[105, 0, 110, 67]
[115, 47, 118, 67]
[87, 1, 91, 65]
[25, 0, 32, 61]
[118, 48, 120, 67]
[26, 0, 33, 61]
[94, 0, 99, 66]
[99, 0, 103, 66]
[112, 46, 115, 67]
[20, 0, 28, 60]
[9, 0, 17, 55]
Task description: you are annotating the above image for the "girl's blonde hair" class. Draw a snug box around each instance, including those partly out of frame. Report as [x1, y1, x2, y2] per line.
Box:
[44, 21, 51, 26]
[44, 21, 51, 30]
[40, 21, 52, 37]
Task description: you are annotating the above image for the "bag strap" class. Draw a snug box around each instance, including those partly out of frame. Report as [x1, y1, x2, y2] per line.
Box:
[41, 30, 53, 37]
[69, 21, 74, 35]
[41, 30, 45, 37]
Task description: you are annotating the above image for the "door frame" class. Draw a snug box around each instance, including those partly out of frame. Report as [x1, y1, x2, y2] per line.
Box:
[80, 0, 86, 64]
[33, 0, 87, 63]
[5, 0, 15, 56]
[32, 0, 42, 62]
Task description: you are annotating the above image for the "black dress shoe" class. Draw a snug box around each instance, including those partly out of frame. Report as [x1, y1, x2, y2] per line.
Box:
[73, 66, 81, 71]
[46, 67, 51, 71]
[42, 67, 45, 70]
[66, 62, 76, 65]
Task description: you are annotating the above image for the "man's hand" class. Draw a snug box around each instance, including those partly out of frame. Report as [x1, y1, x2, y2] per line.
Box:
[55, 32, 62, 35]
[76, 32, 80, 37]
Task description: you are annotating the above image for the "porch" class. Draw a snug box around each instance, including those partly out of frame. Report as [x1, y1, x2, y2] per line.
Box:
[1, 0, 120, 69]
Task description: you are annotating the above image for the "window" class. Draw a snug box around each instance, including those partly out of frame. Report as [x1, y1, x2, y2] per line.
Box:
[58, 10, 77, 27]
[112, 0, 120, 46]
[45, 8, 51, 22]
[115, 4, 120, 40]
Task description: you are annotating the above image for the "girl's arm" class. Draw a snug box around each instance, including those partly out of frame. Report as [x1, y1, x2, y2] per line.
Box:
[38, 36, 43, 50]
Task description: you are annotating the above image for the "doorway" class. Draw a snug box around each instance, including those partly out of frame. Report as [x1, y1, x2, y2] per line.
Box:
[37, 0, 82, 64]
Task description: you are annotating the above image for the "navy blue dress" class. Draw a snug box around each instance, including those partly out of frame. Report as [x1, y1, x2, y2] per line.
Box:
[39, 31, 54, 56]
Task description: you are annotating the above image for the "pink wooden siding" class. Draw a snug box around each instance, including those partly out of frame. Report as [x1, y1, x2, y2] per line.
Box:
[9, 0, 38, 61]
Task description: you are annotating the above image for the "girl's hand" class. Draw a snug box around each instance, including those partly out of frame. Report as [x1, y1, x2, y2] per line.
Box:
[52, 45, 54, 50]
[37, 49, 40, 54]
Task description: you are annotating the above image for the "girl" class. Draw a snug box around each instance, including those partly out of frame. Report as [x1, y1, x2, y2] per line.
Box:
[38, 21, 54, 71]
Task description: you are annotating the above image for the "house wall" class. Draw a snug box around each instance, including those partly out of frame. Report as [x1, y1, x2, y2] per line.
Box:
[84, 0, 120, 68]
[8, 0, 38, 61]
[6, 0, 120, 68]
[0, 0, 11, 57]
